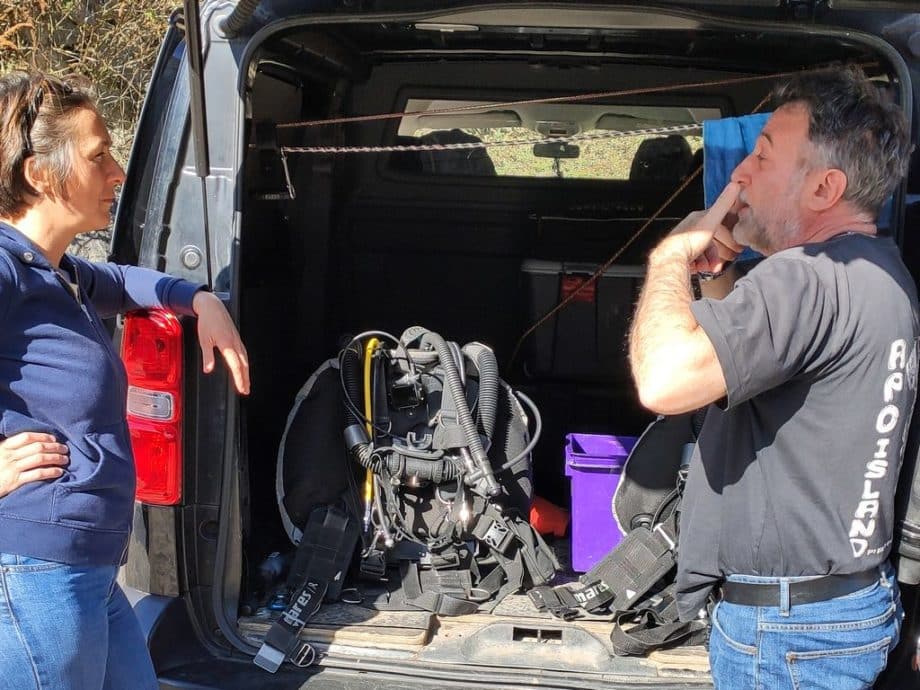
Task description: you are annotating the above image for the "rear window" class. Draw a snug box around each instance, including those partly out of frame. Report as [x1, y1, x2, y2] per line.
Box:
[390, 98, 719, 181]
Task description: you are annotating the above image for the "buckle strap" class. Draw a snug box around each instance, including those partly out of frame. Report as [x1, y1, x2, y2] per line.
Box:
[529, 586, 579, 621]
[571, 579, 615, 612]
[720, 569, 879, 607]
[289, 641, 316, 668]
[254, 579, 328, 673]
[472, 514, 514, 553]
[254, 506, 357, 674]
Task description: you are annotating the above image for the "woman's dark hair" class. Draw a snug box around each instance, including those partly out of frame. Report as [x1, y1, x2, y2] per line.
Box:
[773, 66, 911, 217]
[0, 72, 95, 219]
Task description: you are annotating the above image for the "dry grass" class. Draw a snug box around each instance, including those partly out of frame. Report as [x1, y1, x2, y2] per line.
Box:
[1, 0, 176, 259]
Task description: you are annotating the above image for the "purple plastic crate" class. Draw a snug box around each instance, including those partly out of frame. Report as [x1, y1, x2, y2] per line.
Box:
[564, 433, 637, 572]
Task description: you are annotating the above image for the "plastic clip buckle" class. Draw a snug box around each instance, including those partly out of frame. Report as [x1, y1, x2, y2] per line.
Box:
[360, 550, 387, 579]
[481, 519, 511, 551]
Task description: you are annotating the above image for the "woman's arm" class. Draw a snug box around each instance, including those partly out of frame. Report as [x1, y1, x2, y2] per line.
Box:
[72, 258, 250, 395]
[71, 258, 201, 317]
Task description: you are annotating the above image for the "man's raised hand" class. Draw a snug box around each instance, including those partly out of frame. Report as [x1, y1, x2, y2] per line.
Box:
[654, 182, 743, 274]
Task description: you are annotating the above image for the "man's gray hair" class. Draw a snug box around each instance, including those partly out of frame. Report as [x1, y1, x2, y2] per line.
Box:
[773, 66, 911, 218]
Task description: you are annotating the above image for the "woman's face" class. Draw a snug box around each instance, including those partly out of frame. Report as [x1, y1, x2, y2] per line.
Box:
[57, 107, 126, 234]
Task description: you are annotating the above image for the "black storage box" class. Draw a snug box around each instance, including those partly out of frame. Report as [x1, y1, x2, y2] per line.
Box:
[522, 259, 645, 383]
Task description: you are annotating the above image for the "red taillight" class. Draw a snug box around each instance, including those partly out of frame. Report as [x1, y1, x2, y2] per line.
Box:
[121, 310, 183, 505]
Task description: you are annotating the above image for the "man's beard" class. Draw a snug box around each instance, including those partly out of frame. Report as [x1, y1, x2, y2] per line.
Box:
[732, 173, 805, 255]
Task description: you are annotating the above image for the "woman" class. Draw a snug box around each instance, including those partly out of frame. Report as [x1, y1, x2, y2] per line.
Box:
[0, 72, 249, 688]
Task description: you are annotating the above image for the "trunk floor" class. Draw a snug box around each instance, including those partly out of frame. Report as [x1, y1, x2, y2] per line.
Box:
[238, 594, 710, 678]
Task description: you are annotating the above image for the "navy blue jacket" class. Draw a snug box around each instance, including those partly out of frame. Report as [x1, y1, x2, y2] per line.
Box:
[0, 222, 201, 565]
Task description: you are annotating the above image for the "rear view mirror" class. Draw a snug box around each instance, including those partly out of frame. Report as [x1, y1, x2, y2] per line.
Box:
[533, 142, 580, 159]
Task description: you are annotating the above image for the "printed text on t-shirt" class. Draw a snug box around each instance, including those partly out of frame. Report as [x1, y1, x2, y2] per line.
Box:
[849, 338, 916, 558]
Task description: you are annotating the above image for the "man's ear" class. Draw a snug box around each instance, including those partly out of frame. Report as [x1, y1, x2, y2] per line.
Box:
[806, 168, 848, 212]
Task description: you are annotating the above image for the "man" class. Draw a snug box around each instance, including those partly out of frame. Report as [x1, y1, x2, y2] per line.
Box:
[629, 67, 917, 689]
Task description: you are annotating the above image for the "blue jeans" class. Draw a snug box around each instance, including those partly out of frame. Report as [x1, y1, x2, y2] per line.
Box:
[709, 564, 903, 690]
[0, 553, 157, 690]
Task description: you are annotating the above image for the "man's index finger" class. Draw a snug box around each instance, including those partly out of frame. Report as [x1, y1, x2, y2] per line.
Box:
[702, 182, 741, 230]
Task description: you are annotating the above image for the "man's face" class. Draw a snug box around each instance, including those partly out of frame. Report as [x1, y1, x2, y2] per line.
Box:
[729, 104, 814, 255]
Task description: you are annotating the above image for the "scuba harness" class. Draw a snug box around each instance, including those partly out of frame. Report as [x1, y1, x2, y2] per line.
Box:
[338, 327, 557, 616]
[262, 327, 558, 671]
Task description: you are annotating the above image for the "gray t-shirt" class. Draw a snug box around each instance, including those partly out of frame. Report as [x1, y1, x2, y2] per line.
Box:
[677, 233, 920, 620]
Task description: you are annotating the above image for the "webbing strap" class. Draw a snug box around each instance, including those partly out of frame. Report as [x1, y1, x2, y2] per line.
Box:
[406, 590, 480, 616]
[610, 611, 708, 656]
[467, 507, 559, 611]
[570, 579, 615, 612]
[578, 513, 678, 612]
[528, 586, 580, 621]
[476, 549, 526, 613]
[372, 561, 480, 615]
[507, 514, 559, 586]
[609, 583, 708, 656]
[254, 506, 358, 673]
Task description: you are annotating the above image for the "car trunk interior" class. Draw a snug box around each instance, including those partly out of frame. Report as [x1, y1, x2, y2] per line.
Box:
[229, 9, 908, 681]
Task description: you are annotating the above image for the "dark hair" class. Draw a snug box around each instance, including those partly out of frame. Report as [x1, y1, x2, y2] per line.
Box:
[772, 66, 911, 218]
[0, 72, 95, 219]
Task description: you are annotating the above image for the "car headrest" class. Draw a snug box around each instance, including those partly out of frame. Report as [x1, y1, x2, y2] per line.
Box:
[629, 134, 693, 183]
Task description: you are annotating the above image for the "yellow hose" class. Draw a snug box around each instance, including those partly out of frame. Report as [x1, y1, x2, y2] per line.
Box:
[362, 338, 379, 525]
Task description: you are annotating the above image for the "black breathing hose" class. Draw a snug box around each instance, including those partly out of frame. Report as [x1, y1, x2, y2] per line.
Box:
[341, 343, 461, 483]
[421, 331, 501, 496]
[385, 454, 462, 483]
[343, 425, 461, 482]
[462, 343, 499, 441]
[341, 345, 364, 429]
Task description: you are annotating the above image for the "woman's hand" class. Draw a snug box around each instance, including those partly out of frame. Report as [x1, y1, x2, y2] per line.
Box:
[193, 291, 251, 395]
[0, 433, 69, 499]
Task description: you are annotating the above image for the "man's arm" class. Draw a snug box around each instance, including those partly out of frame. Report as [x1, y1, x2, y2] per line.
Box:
[629, 184, 741, 415]
[629, 245, 726, 415]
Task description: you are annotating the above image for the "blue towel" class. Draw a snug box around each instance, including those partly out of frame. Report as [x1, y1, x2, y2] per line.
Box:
[702, 112, 771, 208]
[702, 113, 771, 261]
